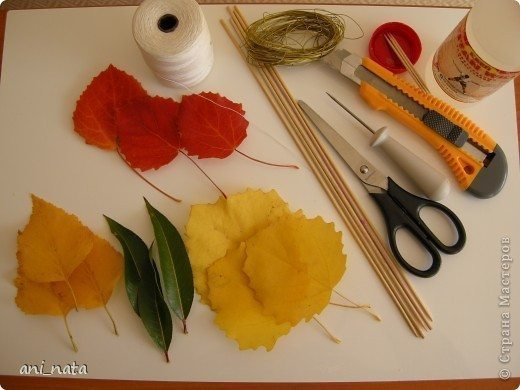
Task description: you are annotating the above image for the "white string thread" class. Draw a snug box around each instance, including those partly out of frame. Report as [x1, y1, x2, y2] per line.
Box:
[133, 0, 214, 87]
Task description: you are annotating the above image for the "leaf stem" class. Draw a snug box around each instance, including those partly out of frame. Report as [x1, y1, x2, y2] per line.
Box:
[235, 149, 299, 169]
[103, 303, 119, 335]
[180, 151, 227, 198]
[332, 289, 381, 321]
[312, 316, 341, 344]
[164, 350, 170, 363]
[329, 301, 371, 309]
[117, 149, 182, 203]
[65, 278, 79, 311]
[63, 315, 78, 352]
[182, 319, 188, 334]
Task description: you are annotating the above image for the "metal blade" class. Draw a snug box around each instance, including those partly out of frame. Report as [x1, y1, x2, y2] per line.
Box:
[298, 100, 388, 190]
[322, 49, 363, 85]
[323, 49, 427, 119]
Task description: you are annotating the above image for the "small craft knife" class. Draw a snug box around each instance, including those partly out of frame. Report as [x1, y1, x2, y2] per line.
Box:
[322, 49, 508, 199]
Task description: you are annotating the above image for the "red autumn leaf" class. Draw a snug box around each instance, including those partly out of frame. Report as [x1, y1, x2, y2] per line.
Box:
[178, 92, 249, 159]
[116, 96, 181, 171]
[73, 65, 148, 150]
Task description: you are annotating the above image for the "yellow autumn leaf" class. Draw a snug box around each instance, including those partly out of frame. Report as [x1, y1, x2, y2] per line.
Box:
[14, 194, 123, 350]
[58, 236, 122, 309]
[186, 188, 348, 351]
[242, 215, 310, 320]
[52, 235, 123, 334]
[185, 189, 290, 302]
[206, 243, 292, 351]
[15, 274, 75, 316]
[244, 214, 346, 326]
[15, 274, 79, 351]
[17, 195, 94, 285]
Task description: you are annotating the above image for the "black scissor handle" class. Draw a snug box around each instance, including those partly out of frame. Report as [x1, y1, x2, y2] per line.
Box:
[386, 178, 466, 254]
[370, 189, 442, 278]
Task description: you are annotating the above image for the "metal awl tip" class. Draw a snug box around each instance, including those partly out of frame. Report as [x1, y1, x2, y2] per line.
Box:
[326, 92, 375, 134]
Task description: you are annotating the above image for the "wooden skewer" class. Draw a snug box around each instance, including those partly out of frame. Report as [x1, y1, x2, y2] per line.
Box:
[222, 6, 432, 337]
[385, 33, 431, 94]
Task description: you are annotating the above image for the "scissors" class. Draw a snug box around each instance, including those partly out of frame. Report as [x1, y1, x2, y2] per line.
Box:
[298, 100, 466, 278]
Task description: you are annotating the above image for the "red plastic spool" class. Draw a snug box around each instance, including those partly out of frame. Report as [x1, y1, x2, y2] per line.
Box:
[368, 22, 422, 74]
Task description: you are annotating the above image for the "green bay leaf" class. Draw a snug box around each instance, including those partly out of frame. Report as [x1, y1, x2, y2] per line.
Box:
[151, 255, 164, 298]
[145, 198, 194, 332]
[105, 215, 173, 361]
[104, 215, 149, 315]
[137, 267, 173, 362]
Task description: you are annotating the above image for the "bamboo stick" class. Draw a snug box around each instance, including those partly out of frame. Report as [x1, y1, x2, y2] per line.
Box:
[385, 33, 431, 94]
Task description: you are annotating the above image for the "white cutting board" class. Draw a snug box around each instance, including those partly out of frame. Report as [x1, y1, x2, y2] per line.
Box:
[0, 4, 518, 382]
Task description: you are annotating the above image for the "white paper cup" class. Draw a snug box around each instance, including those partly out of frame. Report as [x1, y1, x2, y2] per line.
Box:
[432, 0, 520, 103]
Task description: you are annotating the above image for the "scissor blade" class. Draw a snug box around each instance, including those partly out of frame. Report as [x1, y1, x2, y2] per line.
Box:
[298, 100, 387, 190]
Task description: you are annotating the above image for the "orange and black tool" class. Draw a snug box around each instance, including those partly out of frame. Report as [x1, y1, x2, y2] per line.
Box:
[323, 49, 508, 199]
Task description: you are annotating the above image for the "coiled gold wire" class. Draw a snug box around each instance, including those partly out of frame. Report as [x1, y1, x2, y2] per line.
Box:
[244, 9, 347, 66]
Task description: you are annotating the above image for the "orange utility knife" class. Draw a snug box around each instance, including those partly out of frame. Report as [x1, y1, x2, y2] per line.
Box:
[323, 49, 508, 199]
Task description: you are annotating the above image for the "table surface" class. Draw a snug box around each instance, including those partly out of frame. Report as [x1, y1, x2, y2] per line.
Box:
[0, 1, 519, 389]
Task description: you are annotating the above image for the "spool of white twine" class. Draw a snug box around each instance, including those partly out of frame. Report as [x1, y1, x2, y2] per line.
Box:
[132, 0, 214, 87]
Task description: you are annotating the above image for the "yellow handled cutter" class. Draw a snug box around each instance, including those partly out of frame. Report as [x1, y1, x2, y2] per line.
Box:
[323, 49, 508, 199]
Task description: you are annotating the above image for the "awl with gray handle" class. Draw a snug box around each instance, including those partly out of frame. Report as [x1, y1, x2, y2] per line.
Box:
[327, 92, 450, 201]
